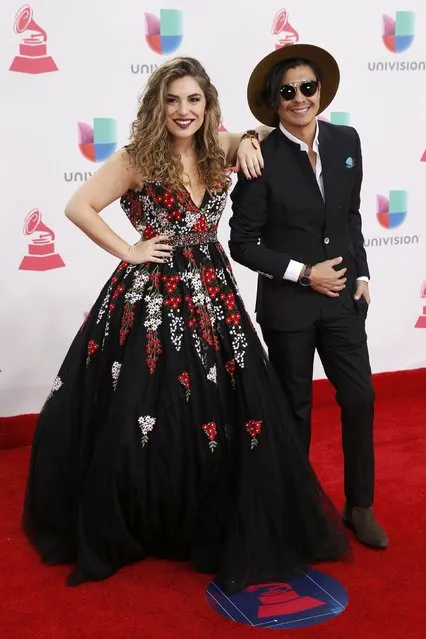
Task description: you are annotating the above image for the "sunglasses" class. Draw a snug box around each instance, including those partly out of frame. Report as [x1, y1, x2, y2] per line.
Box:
[279, 80, 319, 101]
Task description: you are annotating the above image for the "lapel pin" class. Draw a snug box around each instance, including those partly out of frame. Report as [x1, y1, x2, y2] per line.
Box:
[345, 156, 355, 168]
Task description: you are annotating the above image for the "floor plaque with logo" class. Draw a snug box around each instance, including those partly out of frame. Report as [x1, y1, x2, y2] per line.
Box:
[205, 569, 348, 630]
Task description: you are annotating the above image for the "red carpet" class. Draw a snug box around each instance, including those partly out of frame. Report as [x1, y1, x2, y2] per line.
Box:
[0, 369, 425, 638]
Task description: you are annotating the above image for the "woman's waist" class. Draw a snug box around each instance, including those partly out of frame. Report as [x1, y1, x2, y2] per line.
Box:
[166, 230, 219, 247]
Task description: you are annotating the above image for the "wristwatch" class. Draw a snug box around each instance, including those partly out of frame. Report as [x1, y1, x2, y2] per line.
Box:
[298, 264, 312, 287]
[241, 129, 260, 142]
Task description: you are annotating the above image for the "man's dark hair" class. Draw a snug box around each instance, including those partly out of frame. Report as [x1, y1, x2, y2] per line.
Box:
[263, 57, 322, 109]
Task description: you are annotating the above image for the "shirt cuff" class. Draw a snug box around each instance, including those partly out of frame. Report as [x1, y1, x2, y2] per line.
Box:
[283, 260, 305, 282]
[356, 276, 370, 282]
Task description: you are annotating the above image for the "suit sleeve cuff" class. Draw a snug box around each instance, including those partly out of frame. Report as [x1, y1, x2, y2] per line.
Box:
[356, 276, 370, 282]
[283, 260, 305, 282]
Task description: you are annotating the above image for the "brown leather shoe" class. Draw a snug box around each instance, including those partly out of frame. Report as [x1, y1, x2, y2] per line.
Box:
[342, 503, 389, 549]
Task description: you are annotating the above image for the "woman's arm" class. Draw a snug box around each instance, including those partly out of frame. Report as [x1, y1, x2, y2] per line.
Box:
[219, 125, 274, 178]
[64, 149, 172, 265]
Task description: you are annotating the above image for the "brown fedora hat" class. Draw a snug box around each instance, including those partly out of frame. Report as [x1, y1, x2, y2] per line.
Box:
[247, 43, 340, 127]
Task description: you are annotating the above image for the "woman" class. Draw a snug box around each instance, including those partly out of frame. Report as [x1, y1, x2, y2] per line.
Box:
[23, 56, 349, 590]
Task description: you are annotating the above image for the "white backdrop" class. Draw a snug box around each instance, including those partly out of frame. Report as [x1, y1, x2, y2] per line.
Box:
[1, 0, 426, 417]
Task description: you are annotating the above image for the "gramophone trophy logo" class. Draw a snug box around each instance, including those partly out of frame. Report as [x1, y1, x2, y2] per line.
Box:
[9, 4, 58, 74]
[19, 209, 65, 271]
[414, 281, 426, 328]
[271, 9, 299, 49]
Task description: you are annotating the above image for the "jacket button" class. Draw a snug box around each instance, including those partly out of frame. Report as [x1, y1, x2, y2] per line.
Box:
[324, 237, 330, 244]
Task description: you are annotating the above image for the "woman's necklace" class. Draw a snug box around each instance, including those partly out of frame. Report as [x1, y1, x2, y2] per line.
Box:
[182, 171, 196, 187]
[182, 164, 201, 188]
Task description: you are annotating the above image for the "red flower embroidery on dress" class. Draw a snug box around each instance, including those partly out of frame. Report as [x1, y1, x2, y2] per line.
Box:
[143, 224, 157, 240]
[221, 292, 235, 311]
[213, 333, 221, 351]
[87, 339, 99, 357]
[86, 339, 100, 367]
[196, 306, 215, 348]
[162, 190, 175, 208]
[129, 199, 140, 225]
[120, 303, 135, 346]
[246, 420, 263, 448]
[226, 312, 241, 326]
[184, 294, 198, 329]
[177, 371, 191, 401]
[146, 329, 163, 375]
[180, 189, 201, 213]
[201, 266, 216, 286]
[202, 421, 218, 452]
[185, 294, 195, 315]
[182, 247, 196, 264]
[194, 215, 209, 232]
[162, 274, 180, 294]
[150, 271, 161, 289]
[112, 283, 125, 300]
[167, 209, 182, 221]
[207, 285, 220, 299]
[164, 296, 182, 310]
[175, 191, 186, 205]
[225, 359, 236, 388]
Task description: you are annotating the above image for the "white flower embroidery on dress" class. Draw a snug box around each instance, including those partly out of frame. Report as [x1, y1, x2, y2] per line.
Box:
[212, 304, 225, 323]
[125, 269, 150, 305]
[144, 294, 163, 332]
[207, 365, 217, 384]
[138, 415, 156, 447]
[136, 195, 156, 234]
[47, 376, 63, 400]
[96, 289, 113, 324]
[229, 329, 248, 368]
[168, 311, 184, 350]
[215, 268, 226, 285]
[111, 361, 121, 390]
[192, 329, 207, 368]
[185, 212, 199, 229]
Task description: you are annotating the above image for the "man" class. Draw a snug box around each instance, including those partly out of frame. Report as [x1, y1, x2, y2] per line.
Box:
[229, 43, 388, 549]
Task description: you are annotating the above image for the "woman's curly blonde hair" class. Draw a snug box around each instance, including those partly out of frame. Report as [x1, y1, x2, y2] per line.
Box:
[126, 57, 231, 193]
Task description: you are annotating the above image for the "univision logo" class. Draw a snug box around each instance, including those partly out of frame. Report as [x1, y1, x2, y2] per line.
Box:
[77, 118, 117, 162]
[365, 190, 419, 247]
[64, 118, 117, 182]
[145, 9, 183, 54]
[382, 11, 414, 53]
[368, 11, 426, 72]
[376, 190, 406, 229]
[131, 9, 183, 75]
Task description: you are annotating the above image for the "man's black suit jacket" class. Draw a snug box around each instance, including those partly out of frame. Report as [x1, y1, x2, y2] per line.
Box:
[229, 120, 370, 331]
